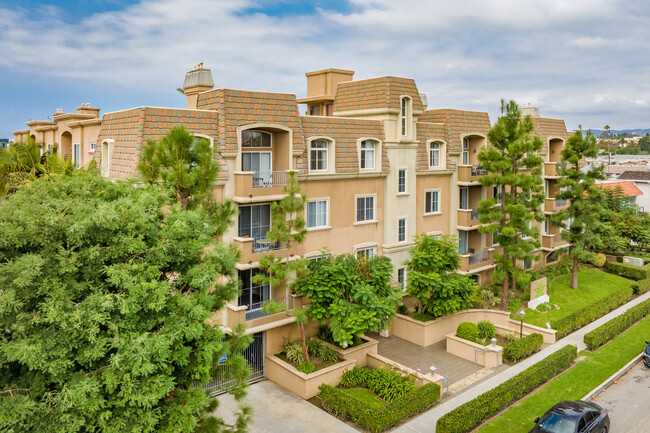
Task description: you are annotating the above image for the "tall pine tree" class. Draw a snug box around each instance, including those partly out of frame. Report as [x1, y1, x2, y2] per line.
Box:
[477, 100, 544, 308]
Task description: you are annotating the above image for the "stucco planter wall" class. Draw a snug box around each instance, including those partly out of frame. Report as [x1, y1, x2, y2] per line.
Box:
[366, 352, 444, 388]
[446, 333, 503, 368]
[321, 335, 379, 367]
[265, 354, 356, 399]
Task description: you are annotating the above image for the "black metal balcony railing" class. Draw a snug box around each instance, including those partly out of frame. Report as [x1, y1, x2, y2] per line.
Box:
[252, 236, 283, 254]
[252, 171, 289, 188]
[468, 250, 490, 265]
[245, 295, 293, 320]
[471, 166, 488, 176]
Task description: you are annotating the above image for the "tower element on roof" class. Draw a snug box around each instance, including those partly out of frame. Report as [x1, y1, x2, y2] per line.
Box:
[297, 68, 354, 116]
[183, 63, 214, 109]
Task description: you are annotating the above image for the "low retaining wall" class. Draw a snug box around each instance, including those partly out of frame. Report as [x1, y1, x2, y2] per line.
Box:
[446, 334, 503, 368]
[322, 335, 378, 367]
[390, 309, 556, 347]
[366, 352, 445, 388]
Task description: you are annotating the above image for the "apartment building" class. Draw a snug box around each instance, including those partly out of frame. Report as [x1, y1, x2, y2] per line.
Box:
[12, 65, 570, 385]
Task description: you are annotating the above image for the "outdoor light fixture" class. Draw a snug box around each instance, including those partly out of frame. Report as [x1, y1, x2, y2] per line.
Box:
[342, 340, 349, 349]
[519, 310, 526, 339]
[546, 322, 551, 329]
[491, 337, 497, 347]
[429, 365, 437, 373]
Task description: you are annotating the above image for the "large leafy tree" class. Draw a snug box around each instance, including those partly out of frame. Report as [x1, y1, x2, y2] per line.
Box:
[598, 185, 650, 251]
[404, 234, 476, 317]
[293, 255, 401, 347]
[551, 128, 606, 289]
[477, 100, 545, 308]
[0, 172, 251, 433]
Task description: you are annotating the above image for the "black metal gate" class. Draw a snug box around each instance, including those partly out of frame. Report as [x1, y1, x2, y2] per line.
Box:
[202, 331, 265, 396]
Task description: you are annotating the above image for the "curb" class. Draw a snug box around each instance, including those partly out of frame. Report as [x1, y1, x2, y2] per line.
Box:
[581, 352, 643, 401]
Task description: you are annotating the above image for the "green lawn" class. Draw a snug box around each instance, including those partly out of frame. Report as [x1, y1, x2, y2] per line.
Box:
[521, 269, 633, 327]
[340, 387, 387, 409]
[477, 314, 650, 433]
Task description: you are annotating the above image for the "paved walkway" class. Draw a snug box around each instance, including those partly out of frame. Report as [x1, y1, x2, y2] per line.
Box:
[394, 290, 650, 433]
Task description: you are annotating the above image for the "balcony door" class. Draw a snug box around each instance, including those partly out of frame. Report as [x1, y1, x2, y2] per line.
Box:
[238, 269, 271, 317]
[459, 187, 469, 210]
[239, 204, 271, 240]
[242, 152, 272, 185]
[458, 230, 469, 255]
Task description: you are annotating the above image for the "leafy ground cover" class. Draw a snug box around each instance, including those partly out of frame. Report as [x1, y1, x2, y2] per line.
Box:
[477, 314, 650, 433]
[341, 388, 388, 409]
[521, 269, 632, 327]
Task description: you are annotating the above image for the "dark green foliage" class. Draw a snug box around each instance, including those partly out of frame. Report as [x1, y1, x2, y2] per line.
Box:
[412, 313, 435, 322]
[367, 368, 416, 403]
[540, 258, 579, 281]
[632, 278, 650, 295]
[319, 382, 441, 433]
[405, 234, 476, 317]
[584, 297, 650, 350]
[605, 261, 650, 280]
[477, 321, 496, 339]
[340, 367, 371, 388]
[457, 322, 479, 342]
[306, 339, 339, 363]
[503, 333, 543, 362]
[297, 362, 316, 374]
[552, 285, 634, 338]
[0, 172, 250, 433]
[294, 255, 401, 347]
[436, 345, 578, 433]
[397, 304, 409, 315]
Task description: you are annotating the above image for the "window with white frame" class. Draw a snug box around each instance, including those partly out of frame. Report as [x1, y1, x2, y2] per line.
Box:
[90, 142, 96, 151]
[522, 220, 532, 239]
[401, 97, 409, 136]
[242, 130, 271, 147]
[494, 185, 503, 202]
[306, 199, 328, 228]
[356, 247, 375, 260]
[397, 268, 406, 291]
[356, 196, 375, 222]
[310, 139, 328, 171]
[493, 231, 502, 246]
[398, 218, 407, 242]
[429, 142, 441, 168]
[425, 190, 440, 214]
[72, 143, 80, 168]
[360, 140, 376, 170]
[398, 169, 407, 193]
[462, 137, 470, 165]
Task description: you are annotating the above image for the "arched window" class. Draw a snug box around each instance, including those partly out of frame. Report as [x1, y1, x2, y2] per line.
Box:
[360, 140, 376, 170]
[429, 142, 441, 167]
[310, 139, 329, 171]
[401, 97, 410, 136]
[241, 130, 271, 147]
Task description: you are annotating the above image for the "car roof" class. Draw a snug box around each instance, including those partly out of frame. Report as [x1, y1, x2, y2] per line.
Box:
[549, 401, 598, 419]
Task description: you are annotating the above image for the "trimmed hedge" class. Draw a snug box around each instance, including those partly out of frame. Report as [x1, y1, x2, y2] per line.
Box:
[457, 322, 479, 342]
[632, 278, 650, 295]
[605, 261, 650, 280]
[584, 297, 650, 350]
[478, 321, 497, 339]
[551, 285, 634, 338]
[436, 344, 577, 433]
[503, 333, 544, 362]
[319, 382, 441, 433]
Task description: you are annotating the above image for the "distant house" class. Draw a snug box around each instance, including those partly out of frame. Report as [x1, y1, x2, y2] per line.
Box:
[595, 180, 644, 210]
[0, 138, 9, 149]
[616, 171, 650, 212]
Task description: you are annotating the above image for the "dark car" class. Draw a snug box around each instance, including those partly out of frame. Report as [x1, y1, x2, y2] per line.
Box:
[529, 400, 609, 433]
[643, 341, 650, 367]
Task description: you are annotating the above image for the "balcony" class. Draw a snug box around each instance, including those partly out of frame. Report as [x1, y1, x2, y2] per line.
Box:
[244, 295, 293, 320]
[544, 198, 569, 213]
[234, 171, 289, 199]
[541, 234, 570, 251]
[544, 162, 565, 178]
[458, 165, 487, 184]
[458, 208, 480, 229]
[460, 249, 494, 271]
[234, 236, 286, 264]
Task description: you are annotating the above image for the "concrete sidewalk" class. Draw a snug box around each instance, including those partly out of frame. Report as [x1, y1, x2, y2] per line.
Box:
[393, 290, 650, 433]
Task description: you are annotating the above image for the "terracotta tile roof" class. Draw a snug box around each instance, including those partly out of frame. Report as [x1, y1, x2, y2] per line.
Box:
[300, 116, 387, 173]
[596, 181, 643, 197]
[530, 117, 568, 141]
[416, 122, 455, 171]
[617, 171, 650, 181]
[196, 89, 304, 157]
[419, 109, 491, 153]
[333, 76, 423, 113]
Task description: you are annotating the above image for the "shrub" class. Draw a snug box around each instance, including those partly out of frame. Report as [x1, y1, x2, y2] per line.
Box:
[605, 261, 650, 280]
[503, 333, 544, 362]
[436, 345, 578, 433]
[340, 367, 370, 388]
[397, 304, 409, 315]
[284, 340, 306, 365]
[297, 361, 316, 374]
[583, 297, 650, 350]
[367, 368, 416, 402]
[632, 278, 650, 295]
[541, 258, 573, 281]
[477, 321, 496, 339]
[507, 297, 523, 314]
[457, 322, 479, 342]
[551, 285, 634, 338]
[592, 253, 607, 267]
[536, 302, 553, 313]
[412, 313, 435, 322]
[307, 338, 339, 363]
[320, 382, 441, 433]
[505, 331, 516, 342]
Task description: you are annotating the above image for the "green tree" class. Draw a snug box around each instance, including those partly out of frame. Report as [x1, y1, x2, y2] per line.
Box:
[639, 133, 650, 152]
[477, 100, 545, 309]
[551, 128, 606, 289]
[404, 234, 476, 317]
[253, 171, 309, 360]
[293, 255, 401, 347]
[598, 185, 650, 250]
[0, 172, 251, 433]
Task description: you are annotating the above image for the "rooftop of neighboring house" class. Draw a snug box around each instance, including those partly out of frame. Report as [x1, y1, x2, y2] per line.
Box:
[596, 181, 643, 197]
[617, 170, 650, 181]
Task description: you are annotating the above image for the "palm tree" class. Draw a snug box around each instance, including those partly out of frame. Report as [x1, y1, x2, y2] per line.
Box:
[0, 139, 45, 197]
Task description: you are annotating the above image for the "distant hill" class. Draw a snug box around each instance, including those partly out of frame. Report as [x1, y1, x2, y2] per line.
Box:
[588, 129, 650, 138]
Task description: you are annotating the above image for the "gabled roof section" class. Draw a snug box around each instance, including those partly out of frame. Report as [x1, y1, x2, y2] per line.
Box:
[196, 89, 304, 153]
[531, 117, 569, 141]
[617, 171, 650, 181]
[596, 181, 643, 197]
[333, 76, 423, 113]
[419, 109, 491, 152]
[300, 116, 387, 173]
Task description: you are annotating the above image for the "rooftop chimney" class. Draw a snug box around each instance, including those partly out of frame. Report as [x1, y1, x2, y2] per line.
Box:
[520, 104, 540, 118]
[183, 63, 214, 109]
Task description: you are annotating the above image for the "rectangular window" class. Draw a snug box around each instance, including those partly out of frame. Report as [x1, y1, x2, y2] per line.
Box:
[494, 185, 503, 202]
[356, 247, 375, 260]
[356, 196, 375, 222]
[398, 218, 406, 242]
[459, 187, 469, 210]
[397, 268, 406, 291]
[242, 130, 271, 147]
[90, 142, 96, 151]
[398, 169, 406, 193]
[72, 143, 80, 168]
[493, 231, 501, 246]
[238, 204, 271, 238]
[425, 190, 439, 214]
[360, 141, 375, 170]
[429, 143, 440, 167]
[459, 230, 468, 255]
[401, 98, 407, 136]
[310, 140, 328, 171]
[462, 137, 469, 165]
[522, 220, 531, 239]
[306, 200, 328, 228]
[237, 268, 270, 312]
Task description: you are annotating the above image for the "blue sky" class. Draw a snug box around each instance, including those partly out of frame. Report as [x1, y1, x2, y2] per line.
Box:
[2, 0, 650, 138]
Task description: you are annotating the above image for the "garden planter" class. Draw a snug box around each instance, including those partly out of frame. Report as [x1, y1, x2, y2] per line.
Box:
[445, 333, 503, 368]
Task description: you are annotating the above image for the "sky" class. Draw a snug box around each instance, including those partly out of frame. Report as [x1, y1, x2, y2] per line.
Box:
[2, 0, 650, 138]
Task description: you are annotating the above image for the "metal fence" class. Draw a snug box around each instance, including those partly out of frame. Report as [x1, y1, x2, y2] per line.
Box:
[245, 295, 292, 320]
[468, 250, 490, 265]
[471, 166, 488, 176]
[252, 171, 289, 188]
[252, 236, 283, 254]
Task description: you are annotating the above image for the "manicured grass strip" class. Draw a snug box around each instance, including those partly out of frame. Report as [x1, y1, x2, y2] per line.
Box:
[341, 388, 387, 409]
[584, 296, 650, 350]
[477, 315, 650, 433]
[523, 269, 632, 328]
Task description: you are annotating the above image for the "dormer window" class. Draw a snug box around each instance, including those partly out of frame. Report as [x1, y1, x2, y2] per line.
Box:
[360, 140, 376, 170]
[429, 142, 441, 167]
[401, 97, 410, 136]
[310, 139, 328, 171]
[242, 130, 271, 147]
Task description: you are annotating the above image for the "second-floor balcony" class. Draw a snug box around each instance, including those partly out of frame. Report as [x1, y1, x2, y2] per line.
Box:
[544, 197, 569, 213]
[544, 162, 565, 178]
[460, 249, 495, 271]
[235, 170, 289, 198]
[234, 235, 286, 264]
[542, 233, 569, 250]
[458, 165, 487, 184]
[458, 208, 480, 228]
